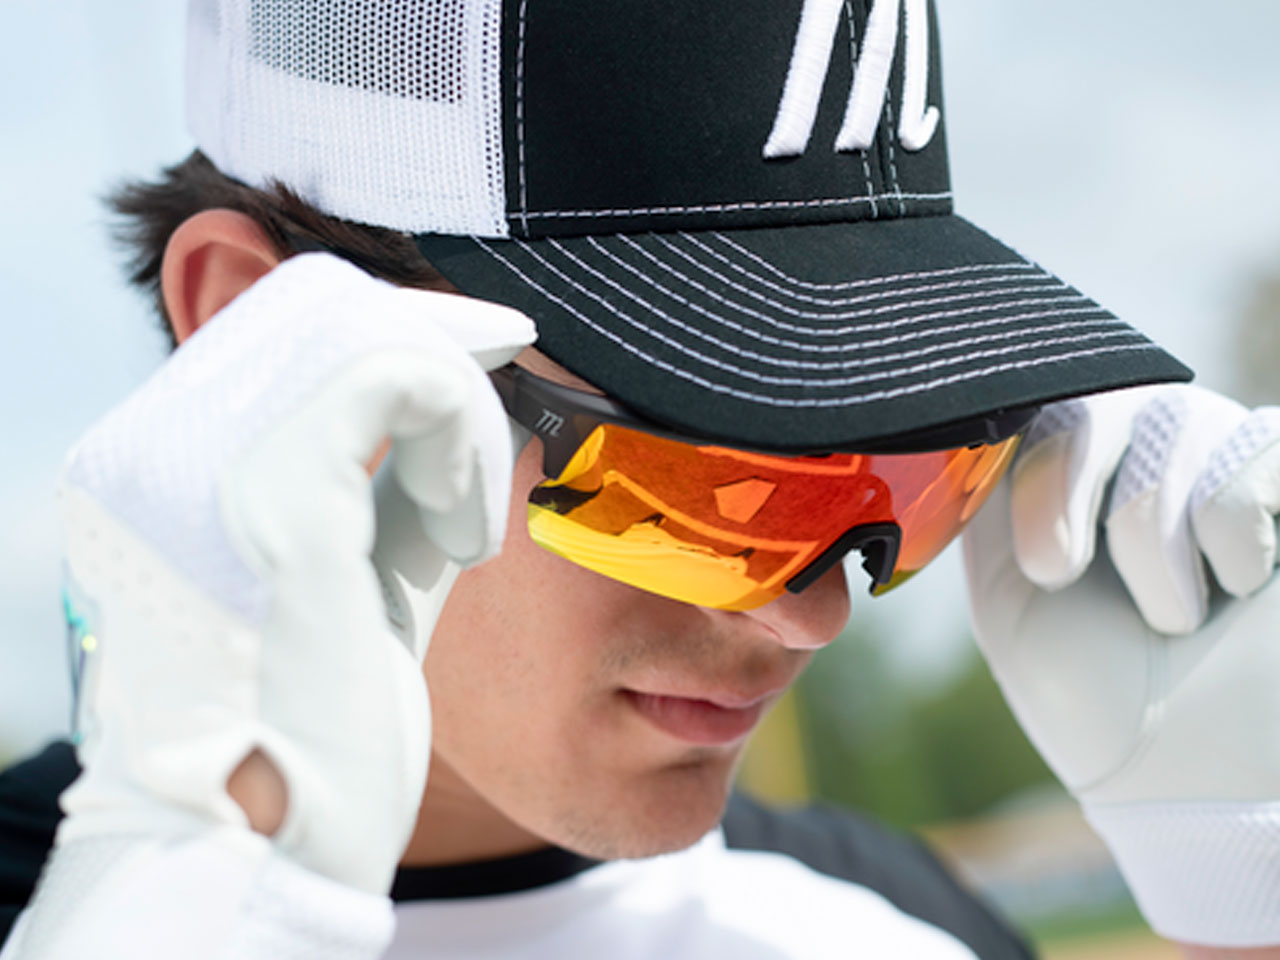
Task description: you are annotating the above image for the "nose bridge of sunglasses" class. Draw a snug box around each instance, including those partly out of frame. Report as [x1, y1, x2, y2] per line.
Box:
[784, 521, 902, 596]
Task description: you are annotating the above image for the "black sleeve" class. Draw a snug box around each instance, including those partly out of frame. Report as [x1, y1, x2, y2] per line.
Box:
[0, 741, 80, 948]
[722, 792, 1036, 960]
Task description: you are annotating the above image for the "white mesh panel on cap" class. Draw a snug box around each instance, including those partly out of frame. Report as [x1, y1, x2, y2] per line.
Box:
[187, 0, 508, 237]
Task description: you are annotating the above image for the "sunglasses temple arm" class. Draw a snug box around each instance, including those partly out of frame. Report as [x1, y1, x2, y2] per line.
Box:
[489, 366, 597, 477]
[785, 522, 902, 596]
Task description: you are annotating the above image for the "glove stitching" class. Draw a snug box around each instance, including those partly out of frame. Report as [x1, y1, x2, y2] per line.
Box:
[1190, 414, 1280, 518]
[1071, 628, 1168, 796]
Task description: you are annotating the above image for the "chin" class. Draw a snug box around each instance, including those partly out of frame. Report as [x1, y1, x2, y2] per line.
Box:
[548, 753, 741, 862]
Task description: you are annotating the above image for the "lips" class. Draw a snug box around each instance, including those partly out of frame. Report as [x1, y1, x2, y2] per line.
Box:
[622, 689, 769, 746]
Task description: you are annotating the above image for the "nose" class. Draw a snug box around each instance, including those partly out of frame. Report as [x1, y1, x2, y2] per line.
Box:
[735, 560, 852, 650]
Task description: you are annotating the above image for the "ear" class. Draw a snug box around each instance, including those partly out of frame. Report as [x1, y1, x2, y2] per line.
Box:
[161, 209, 282, 345]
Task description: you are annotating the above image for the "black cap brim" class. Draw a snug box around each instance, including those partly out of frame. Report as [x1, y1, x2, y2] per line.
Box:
[417, 214, 1191, 451]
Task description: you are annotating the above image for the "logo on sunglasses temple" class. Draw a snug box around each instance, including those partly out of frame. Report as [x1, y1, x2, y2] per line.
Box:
[535, 408, 566, 437]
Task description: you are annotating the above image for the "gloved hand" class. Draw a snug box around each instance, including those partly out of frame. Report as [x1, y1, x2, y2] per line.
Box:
[963, 384, 1280, 948]
[53, 252, 535, 903]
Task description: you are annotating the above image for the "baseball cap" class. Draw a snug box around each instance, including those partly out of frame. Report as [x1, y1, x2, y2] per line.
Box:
[187, 0, 1191, 451]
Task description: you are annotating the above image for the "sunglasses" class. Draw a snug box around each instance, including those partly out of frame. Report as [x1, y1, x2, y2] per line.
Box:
[491, 365, 1034, 611]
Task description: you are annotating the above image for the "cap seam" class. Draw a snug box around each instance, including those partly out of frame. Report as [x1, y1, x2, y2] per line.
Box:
[880, 58, 905, 216]
[511, 190, 951, 220]
[515, 0, 531, 235]
[842, 0, 880, 217]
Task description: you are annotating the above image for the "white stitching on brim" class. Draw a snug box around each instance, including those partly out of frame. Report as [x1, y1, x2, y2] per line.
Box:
[675, 232, 1035, 304]
[524, 241, 1138, 387]
[707, 231, 1026, 290]
[477, 238, 1153, 402]
[623, 233, 1071, 319]
[553, 236, 1114, 359]
[554, 236, 1089, 339]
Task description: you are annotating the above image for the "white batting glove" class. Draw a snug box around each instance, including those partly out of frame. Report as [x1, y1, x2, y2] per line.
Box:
[49, 252, 533, 907]
[963, 384, 1280, 948]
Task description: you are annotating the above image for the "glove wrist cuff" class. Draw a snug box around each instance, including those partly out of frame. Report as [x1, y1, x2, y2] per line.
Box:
[1084, 799, 1280, 948]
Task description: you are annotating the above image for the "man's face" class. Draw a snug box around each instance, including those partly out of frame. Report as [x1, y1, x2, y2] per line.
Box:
[422, 352, 852, 861]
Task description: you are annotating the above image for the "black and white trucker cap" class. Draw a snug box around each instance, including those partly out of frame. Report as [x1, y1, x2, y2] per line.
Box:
[187, 0, 1191, 450]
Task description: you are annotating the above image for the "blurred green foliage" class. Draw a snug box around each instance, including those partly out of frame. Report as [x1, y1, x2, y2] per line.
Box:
[793, 621, 1056, 829]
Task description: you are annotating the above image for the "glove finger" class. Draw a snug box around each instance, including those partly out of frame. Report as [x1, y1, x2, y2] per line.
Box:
[962, 477, 1038, 661]
[227, 350, 484, 577]
[1011, 388, 1156, 589]
[1190, 407, 1280, 597]
[393, 356, 517, 566]
[389, 286, 536, 371]
[1106, 387, 1250, 635]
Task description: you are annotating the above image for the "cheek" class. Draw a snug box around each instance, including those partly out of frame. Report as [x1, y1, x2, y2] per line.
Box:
[423, 440, 621, 766]
[420, 438, 757, 857]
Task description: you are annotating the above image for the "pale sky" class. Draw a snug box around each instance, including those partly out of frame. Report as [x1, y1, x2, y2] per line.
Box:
[3, 1, 1279, 757]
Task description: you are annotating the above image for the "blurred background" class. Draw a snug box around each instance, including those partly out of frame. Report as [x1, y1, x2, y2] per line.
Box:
[3, 2, 1278, 957]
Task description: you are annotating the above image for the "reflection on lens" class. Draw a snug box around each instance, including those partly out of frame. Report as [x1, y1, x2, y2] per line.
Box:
[526, 424, 1021, 610]
[528, 504, 773, 610]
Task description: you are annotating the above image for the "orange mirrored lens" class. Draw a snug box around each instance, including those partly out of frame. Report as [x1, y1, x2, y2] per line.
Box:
[527, 424, 1019, 610]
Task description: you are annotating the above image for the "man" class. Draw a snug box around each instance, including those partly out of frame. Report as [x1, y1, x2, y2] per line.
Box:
[2, 1, 1278, 957]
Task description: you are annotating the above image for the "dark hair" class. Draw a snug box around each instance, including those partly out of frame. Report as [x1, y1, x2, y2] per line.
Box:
[108, 150, 451, 349]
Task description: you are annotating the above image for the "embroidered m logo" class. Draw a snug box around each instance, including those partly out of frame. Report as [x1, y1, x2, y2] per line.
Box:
[764, 0, 939, 159]
[535, 408, 565, 437]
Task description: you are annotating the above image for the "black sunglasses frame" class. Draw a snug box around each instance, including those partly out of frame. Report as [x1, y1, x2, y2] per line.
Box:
[491, 363, 1036, 596]
[491, 364, 1038, 475]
